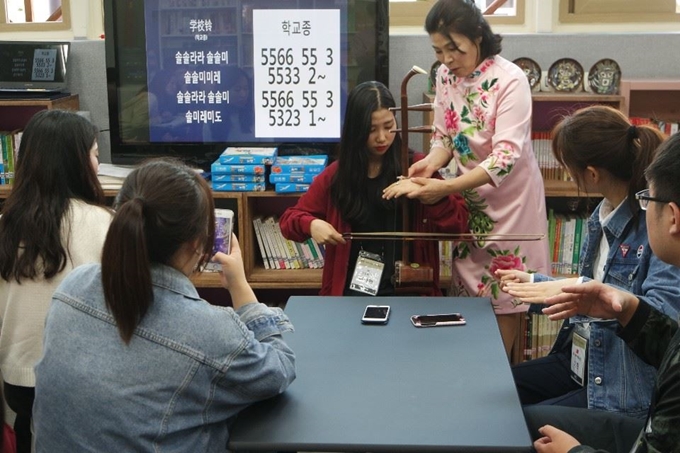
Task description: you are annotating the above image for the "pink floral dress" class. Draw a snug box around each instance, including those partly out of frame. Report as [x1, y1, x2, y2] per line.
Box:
[431, 55, 550, 314]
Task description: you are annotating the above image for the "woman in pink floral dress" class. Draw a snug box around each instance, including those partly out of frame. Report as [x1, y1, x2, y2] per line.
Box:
[384, 0, 549, 361]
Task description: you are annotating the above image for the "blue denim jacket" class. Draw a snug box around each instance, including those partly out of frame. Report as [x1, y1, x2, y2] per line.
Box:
[536, 200, 680, 418]
[33, 263, 296, 452]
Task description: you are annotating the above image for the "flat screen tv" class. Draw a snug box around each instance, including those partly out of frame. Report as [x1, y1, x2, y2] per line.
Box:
[0, 41, 69, 92]
[103, 0, 389, 169]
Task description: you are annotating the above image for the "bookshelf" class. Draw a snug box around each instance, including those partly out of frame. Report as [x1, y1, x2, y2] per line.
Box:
[0, 94, 80, 132]
[620, 79, 680, 123]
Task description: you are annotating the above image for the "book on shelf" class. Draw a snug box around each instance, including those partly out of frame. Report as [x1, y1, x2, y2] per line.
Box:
[252, 215, 325, 270]
[271, 155, 328, 174]
[269, 173, 318, 184]
[218, 146, 278, 165]
[252, 217, 270, 270]
[274, 183, 310, 193]
[212, 174, 266, 183]
[212, 182, 266, 192]
[211, 163, 266, 175]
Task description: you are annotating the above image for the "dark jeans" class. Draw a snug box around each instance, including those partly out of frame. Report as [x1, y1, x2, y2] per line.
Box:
[4, 382, 34, 453]
[512, 350, 587, 407]
[523, 405, 644, 452]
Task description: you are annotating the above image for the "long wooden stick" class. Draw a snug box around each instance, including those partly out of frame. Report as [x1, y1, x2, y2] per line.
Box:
[342, 232, 545, 241]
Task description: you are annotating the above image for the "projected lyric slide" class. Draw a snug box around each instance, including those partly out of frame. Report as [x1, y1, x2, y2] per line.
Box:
[143, 0, 352, 144]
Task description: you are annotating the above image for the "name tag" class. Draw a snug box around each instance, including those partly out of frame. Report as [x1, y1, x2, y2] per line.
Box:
[349, 250, 384, 296]
[570, 323, 589, 386]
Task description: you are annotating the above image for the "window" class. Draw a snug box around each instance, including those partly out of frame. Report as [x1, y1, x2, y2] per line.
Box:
[559, 0, 680, 23]
[0, 0, 71, 30]
[389, 0, 525, 27]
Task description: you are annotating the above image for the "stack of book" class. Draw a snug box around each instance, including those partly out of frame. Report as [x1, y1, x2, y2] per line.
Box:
[211, 147, 277, 192]
[269, 154, 328, 193]
[252, 215, 325, 269]
[0, 130, 22, 185]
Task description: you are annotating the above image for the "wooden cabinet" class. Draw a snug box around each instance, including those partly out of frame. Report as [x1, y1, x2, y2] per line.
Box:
[620, 79, 680, 123]
[0, 94, 80, 131]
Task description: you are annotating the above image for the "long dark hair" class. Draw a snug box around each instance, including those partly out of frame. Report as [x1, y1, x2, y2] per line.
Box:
[425, 0, 502, 61]
[102, 159, 215, 343]
[0, 110, 105, 282]
[330, 81, 401, 223]
[552, 105, 665, 216]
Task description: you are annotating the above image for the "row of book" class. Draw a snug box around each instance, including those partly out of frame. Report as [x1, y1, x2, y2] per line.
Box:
[520, 312, 562, 362]
[253, 216, 325, 270]
[630, 116, 680, 136]
[532, 131, 570, 181]
[0, 130, 22, 185]
[211, 147, 327, 193]
[548, 210, 588, 276]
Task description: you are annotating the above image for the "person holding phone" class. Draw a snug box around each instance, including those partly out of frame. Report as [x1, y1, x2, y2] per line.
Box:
[517, 131, 680, 453]
[0, 110, 112, 453]
[32, 159, 296, 452]
[498, 106, 680, 420]
[279, 81, 469, 297]
[381, 0, 550, 360]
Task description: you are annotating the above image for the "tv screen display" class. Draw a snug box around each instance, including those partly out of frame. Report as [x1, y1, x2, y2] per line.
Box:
[0, 41, 69, 92]
[104, 0, 389, 169]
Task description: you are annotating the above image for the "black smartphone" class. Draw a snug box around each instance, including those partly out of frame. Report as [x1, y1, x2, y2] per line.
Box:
[362, 305, 391, 324]
[411, 313, 466, 327]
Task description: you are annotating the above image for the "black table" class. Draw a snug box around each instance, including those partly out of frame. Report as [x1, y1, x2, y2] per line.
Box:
[229, 296, 532, 452]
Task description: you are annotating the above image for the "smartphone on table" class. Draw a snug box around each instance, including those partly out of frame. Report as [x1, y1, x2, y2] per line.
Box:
[411, 313, 466, 327]
[361, 305, 391, 324]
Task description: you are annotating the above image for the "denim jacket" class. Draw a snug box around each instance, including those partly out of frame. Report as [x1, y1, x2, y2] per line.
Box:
[536, 200, 680, 418]
[33, 263, 296, 453]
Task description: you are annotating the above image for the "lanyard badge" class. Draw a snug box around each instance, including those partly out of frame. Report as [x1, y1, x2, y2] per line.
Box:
[349, 250, 385, 296]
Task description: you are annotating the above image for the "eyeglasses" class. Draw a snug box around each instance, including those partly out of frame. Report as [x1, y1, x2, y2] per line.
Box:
[635, 189, 671, 211]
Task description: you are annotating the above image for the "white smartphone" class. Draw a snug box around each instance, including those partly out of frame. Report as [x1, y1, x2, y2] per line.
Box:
[361, 305, 390, 324]
[214, 208, 234, 255]
[411, 313, 466, 328]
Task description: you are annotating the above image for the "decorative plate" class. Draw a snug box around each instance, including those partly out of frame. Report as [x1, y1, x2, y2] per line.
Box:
[588, 58, 621, 95]
[547, 58, 584, 93]
[513, 57, 541, 90]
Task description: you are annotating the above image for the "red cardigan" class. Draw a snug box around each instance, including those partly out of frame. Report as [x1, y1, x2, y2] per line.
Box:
[279, 158, 469, 296]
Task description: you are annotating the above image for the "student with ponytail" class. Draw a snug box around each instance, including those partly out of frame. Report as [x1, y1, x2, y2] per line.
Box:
[497, 105, 680, 420]
[32, 159, 296, 452]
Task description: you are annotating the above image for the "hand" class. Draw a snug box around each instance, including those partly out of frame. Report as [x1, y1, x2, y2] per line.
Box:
[213, 234, 247, 288]
[503, 278, 579, 303]
[407, 148, 449, 178]
[533, 425, 581, 453]
[401, 177, 449, 205]
[310, 219, 346, 246]
[495, 269, 532, 285]
[540, 280, 639, 326]
[382, 178, 423, 200]
[213, 235, 257, 309]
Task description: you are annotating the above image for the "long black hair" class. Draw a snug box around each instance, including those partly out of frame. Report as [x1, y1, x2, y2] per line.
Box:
[330, 81, 402, 223]
[0, 109, 105, 282]
[102, 159, 215, 343]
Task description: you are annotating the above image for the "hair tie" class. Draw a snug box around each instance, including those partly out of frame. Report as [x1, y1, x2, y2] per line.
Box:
[627, 125, 638, 140]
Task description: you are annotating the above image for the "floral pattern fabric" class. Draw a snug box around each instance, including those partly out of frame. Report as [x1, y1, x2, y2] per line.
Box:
[431, 55, 550, 314]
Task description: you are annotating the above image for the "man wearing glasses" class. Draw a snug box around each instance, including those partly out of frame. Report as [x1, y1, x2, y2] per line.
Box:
[522, 132, 680, 453]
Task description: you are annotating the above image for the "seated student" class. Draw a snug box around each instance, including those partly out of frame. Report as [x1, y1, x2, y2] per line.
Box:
[0, 110, 112, 453]
[279, 81, 469, 296]
[497, 106, 680, 418]
[32, 159, 296, 452]
[517, 131, 680, 453]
